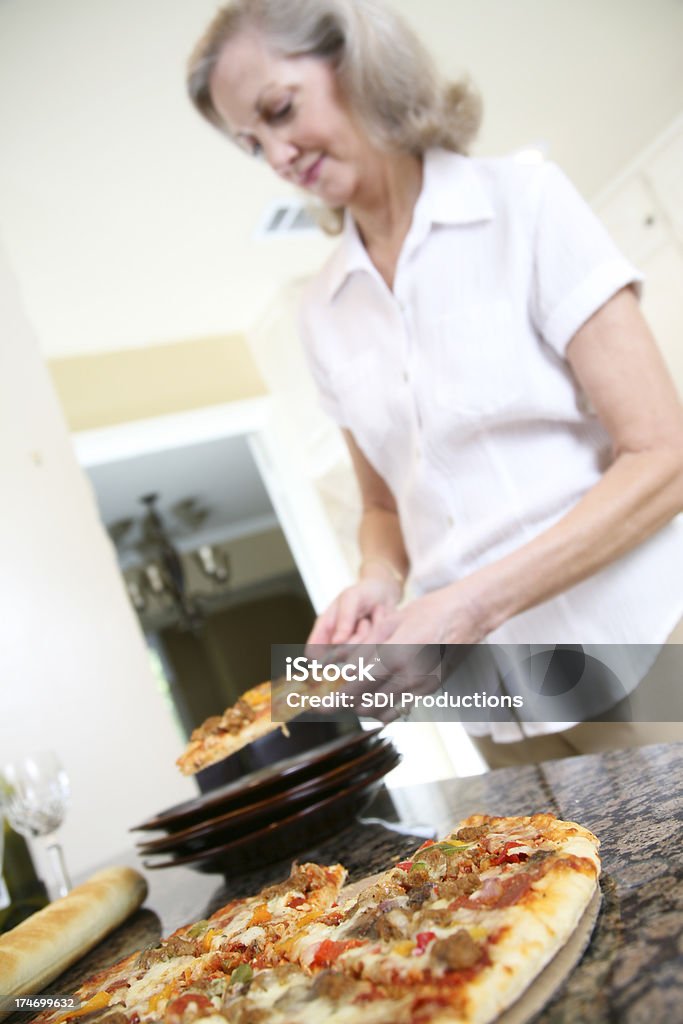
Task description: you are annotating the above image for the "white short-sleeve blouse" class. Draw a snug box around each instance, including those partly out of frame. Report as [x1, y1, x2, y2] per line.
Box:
[299, 150, 683, 659]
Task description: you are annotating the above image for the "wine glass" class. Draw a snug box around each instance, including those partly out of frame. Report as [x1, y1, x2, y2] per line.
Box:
[1, 752, 72, 900]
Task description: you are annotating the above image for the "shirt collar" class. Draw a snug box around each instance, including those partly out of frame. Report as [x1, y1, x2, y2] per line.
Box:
[322, 150, 495, 302]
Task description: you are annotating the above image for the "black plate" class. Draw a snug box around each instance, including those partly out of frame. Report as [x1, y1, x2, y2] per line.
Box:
[131, 728, 383, 834]
[142, 748, 400, 874]
[136, 738, 396, 856]
[194, 717, 361, 793]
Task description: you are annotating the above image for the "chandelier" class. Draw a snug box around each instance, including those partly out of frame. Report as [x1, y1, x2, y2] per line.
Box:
[108, 494, 231, 631]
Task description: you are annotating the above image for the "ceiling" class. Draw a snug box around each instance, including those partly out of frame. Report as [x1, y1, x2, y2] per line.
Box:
[85, 433, 276, 564]
[1, 0, 682, 359]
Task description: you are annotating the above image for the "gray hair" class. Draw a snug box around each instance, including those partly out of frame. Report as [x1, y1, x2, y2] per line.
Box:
[187, 0, 482, 158]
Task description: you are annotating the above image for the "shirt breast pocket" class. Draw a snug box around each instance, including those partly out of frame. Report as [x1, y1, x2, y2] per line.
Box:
[428, 302, 526, 419]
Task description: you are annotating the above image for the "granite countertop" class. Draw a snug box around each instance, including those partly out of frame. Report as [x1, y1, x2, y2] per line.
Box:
[36, 742, 683, 1023]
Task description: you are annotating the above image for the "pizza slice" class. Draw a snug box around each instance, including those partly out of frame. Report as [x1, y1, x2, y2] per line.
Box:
[157, 826, 600, 1024]
[204, 963, 419, 1024]
[29, 815, 602, 1024]
[176, 682, 279, 776]
[178, 862, 346, 967]
[279, 814, 601, 1022]
[33, 862, 346, 1024]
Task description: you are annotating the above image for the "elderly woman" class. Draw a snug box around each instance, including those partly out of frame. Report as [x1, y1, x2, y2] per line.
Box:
[188, 0, 683, 766]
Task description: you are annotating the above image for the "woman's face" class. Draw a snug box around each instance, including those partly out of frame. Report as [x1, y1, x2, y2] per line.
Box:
[210, 30, 376, 207]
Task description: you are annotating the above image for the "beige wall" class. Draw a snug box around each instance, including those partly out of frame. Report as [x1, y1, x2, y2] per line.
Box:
[48, 334, 266, 432]
[0, 241, 196, 877]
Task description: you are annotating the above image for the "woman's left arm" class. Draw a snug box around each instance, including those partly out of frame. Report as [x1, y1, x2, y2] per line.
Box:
[370, 287, 683, 643]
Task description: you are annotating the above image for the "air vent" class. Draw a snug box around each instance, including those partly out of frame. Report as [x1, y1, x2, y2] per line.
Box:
[255, 198, 320, 237]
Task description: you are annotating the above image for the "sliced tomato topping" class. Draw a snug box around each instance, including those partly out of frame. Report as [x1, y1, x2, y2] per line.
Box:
[489, 840, 529, 867]
[413, 931, 436, 955]
[164, 992, 213, 1024]
[312, 938, 364, 967]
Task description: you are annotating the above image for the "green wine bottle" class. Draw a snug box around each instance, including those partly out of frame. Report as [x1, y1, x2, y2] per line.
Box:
[0, 820, 49, 933]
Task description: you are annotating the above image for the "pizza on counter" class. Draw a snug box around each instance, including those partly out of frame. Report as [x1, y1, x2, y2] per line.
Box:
[29, 813, 601, 1024]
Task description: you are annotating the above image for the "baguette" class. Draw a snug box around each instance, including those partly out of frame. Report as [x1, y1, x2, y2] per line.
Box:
[0, 866, 147, 1006]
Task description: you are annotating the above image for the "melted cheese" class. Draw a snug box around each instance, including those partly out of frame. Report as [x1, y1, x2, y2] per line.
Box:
[230, 970, 414, 1024]
[123, 957, 194, 1013]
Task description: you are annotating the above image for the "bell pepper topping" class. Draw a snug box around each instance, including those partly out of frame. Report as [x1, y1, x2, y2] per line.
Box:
[53, 992, 111, 1024]
[230, 964, 253, 986]
[186, 919, 209, 938]
[202, 928, 220, 952]
[248, 903, 272, 926]
[147, 981, 177, 1013]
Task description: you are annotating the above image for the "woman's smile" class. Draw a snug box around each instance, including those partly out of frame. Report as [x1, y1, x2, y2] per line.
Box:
[209, 31, 372, 207]
[299, 154, 325, 188]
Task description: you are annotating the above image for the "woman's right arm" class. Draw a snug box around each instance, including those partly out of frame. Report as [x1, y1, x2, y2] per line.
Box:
[307, 430, 409, 644]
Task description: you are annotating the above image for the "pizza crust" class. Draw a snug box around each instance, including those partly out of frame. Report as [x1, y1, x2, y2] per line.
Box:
[495, 885, 601, 1024]
[390, 814, 601, 1024]
[451, 866, 599, 1022]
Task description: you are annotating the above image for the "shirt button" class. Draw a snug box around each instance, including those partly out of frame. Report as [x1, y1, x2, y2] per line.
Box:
[447, 515, 455, 528]
[403, 370, 409, 383]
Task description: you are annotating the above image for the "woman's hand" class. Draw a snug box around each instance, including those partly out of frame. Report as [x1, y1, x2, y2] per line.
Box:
[308, 581, 488, 722]
[362, 578, 492, 646]
[307, 575, 401, 646]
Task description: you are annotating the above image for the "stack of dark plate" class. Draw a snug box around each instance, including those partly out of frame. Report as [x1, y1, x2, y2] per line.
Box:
[132, 728, 399, 874]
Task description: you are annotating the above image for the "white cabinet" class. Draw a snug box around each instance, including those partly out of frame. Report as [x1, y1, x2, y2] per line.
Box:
[598, 175, 669, 265]
[595, 115, 683, 395]
[640, 241, 683, 389]
[648, 129, 683, 236]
